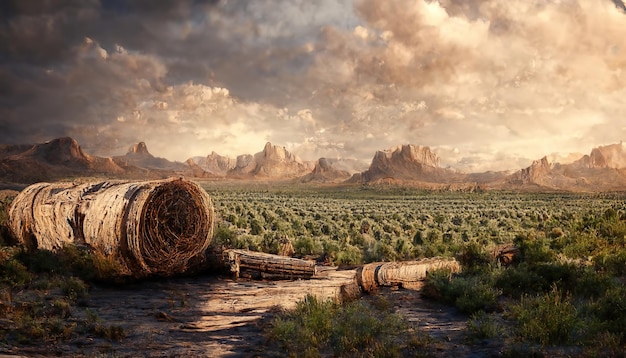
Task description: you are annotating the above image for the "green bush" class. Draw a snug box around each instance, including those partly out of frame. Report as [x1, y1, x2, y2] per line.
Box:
[514, 232, 556, 265]
[423, 269, 499, 314]
[495, 262, 580, 298]
[269, 294, 427, 357]
[509, 286, 579, 345]
[61, 276, 89, 302]
[0, 247, 32, 289]
[467, 311, 503, 340]
[212, 224, 238, 248]
[593, 248, 626, 276]
[293, 236, 323, 256]
[455, 280, 500, 314]
[457, 241, 492, 274]
[582, 285, 626, 340]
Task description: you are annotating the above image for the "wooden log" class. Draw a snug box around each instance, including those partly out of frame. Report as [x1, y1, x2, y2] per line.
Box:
[355, 262, 379, 293]
[376, 258, 461, 287]
[222, 249, 316, 279]
[357, 258, 461, 293]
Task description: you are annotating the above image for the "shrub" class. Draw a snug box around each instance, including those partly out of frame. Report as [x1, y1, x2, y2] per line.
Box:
[467, 311, 503, 340]
[514, 232, 556, 265]
[293, 236, 322, 257]
[83, 308, 127, 341]
[593, 248, 626, 276]
[582, 285, 626, 340]
[334, 244, 363, 266]
[61, 276, 89, 302]
[269, 294, 427, 357]
[455, 280, 500, 314]
[509, 286, 579, 345]
[1, 247, 32, 294]
[495, 263, 577, 298]
[423, 268, 499, 314]
[212, 224, 238, 248]
[457, 241, 492, 274]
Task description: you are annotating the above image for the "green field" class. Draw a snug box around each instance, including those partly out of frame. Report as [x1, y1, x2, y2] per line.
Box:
[204, 183, 626, 264]
[204, 184, 626, 355]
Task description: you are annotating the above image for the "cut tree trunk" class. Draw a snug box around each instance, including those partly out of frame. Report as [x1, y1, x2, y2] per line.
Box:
[357, 258, 461, 293]
[222, 249, 317, 280]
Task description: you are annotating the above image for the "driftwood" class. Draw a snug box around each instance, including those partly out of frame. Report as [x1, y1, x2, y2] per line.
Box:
[8, 178, 214, 277]
[356, 258, 461, 293]
[222, 249, 316, 279]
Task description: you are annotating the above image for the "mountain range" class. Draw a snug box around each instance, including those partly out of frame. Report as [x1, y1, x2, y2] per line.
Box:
[2, 137, 626, 192]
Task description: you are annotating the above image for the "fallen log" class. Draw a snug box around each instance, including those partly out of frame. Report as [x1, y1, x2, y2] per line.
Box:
[222, 249, 317, 280]
[356, 258, 461, 293]
[8, 178, 214, 278]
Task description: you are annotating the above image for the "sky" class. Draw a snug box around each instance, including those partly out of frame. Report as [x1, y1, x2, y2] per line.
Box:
[1, 0, 626, 173]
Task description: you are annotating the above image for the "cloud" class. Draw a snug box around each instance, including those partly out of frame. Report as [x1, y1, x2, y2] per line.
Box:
[1, 0, 626, 172]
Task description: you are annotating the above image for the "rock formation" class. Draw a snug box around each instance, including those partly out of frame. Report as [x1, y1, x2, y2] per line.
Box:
[227, 142, 314, 179]
[4, 136, 626, 192]
[505, 143, 626, 191]
[0, 137, 125, 183]
[350, 144, 463, 184]
[570, 142, 626, 169]
[190, 152, 237, 176]
[507, 157, 553, 185]
[114, 142, 188, 171]
[300, 158, 352, 183]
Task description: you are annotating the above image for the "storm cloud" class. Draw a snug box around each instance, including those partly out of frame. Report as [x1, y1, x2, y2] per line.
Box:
[1, 0, 625, 172]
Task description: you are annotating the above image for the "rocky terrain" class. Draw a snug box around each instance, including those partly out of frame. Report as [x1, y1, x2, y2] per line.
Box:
[2, 137, 626, 191]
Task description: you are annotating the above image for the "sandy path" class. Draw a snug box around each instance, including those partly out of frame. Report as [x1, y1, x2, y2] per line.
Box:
[67, 270, 358, 357]
[4, 270, 495, 357]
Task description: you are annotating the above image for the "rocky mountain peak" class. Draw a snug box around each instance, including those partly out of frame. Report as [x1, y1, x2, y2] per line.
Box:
[300, 157, 351, 183]
[262, 142, 302, 163]
[588, 142, 626, 168]
[508, 156, 552, 185]
[127, 142, 151, 156]
[226, 142, 312, 178]
[352, 144, 456, 184]
[371, 144, 440, 169]
[29, 137, 90, 165]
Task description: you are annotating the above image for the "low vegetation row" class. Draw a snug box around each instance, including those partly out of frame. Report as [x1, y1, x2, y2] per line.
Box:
[205, 185, 626, 355]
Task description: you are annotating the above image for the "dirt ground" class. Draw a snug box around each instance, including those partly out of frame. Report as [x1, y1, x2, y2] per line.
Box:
[1, 268, 513, 357]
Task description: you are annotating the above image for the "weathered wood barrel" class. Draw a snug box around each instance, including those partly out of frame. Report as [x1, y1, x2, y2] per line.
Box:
[8, 178, 214, 277]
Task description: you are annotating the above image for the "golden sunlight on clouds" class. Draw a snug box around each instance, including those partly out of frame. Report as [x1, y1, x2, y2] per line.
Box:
[1, 0, 625, 171]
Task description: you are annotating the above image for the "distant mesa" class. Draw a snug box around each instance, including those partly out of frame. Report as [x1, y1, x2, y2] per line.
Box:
[227, 142, 314, 179]
[505, 142, 626, 191]
[127, 142, 151, 156]
[113, 142, 188, 171]
[190, 151, 237, 177]
[24, 137, 90, 167]
[0, 137, 125, 184]
[350, 144, 465, 184]
[2, 137, 626, 192]
[571, 142, 626, 169]
[300, 158, 352, 183]
[507, 156, 553, 186]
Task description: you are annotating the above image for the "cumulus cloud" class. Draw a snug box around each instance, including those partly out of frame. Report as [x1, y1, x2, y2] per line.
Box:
[1, 0, 626, 171]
